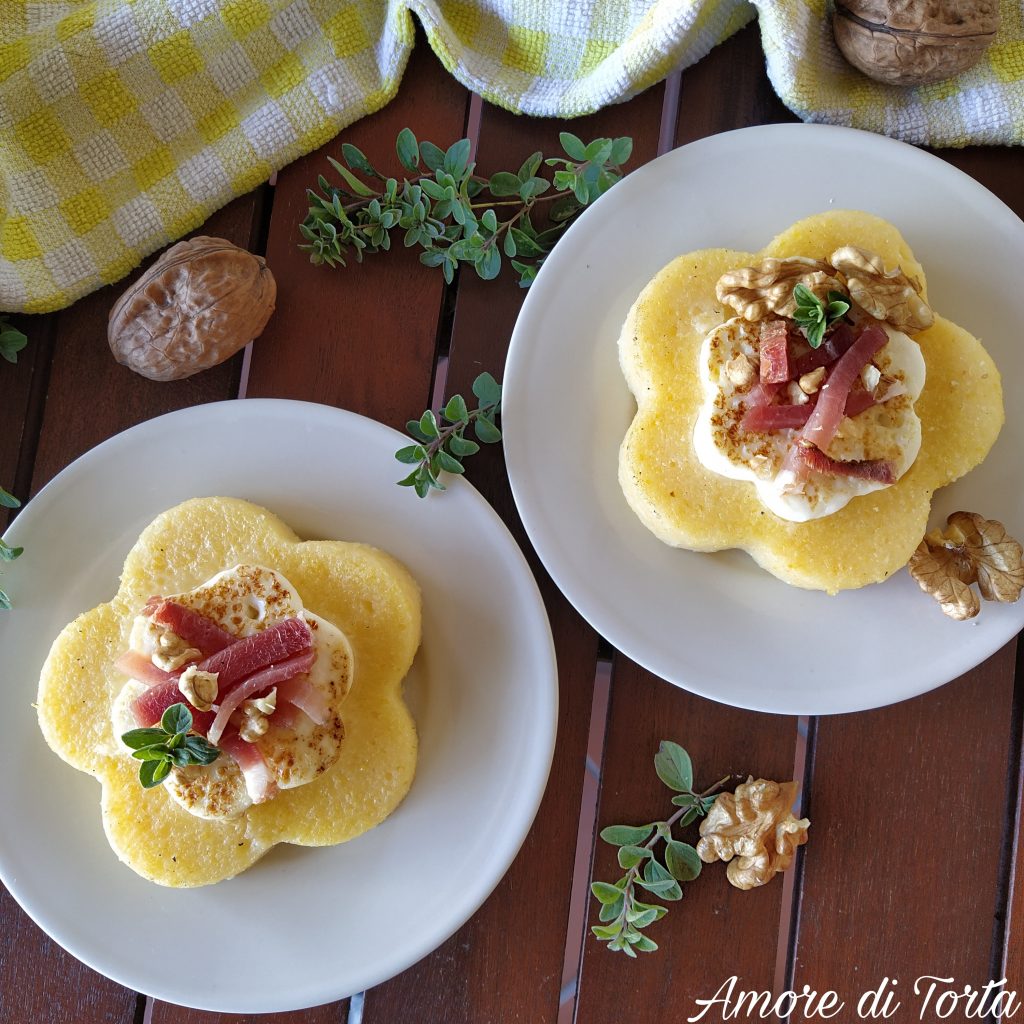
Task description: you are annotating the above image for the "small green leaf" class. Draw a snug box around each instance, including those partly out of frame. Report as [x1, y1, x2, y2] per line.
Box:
[503, 232, 517, 258]
[591, 923, 622, 940]
[591, 881, 624, 905]
[617, 845, 652, 869]
[419, 140, 445, 171]
[665, 840, 702, 882]
[419, 410, 440, 438]
[473, 417, 502, 444]
[471, 372, 502, 406]
[406, 419, 431, 443]
[559, 132, 587, 161]
[448, 434, 479, 457]
[0, 487, 21, 510]
[477, 245, 501, 281]
[395, 127, 419, 171]
[632, 935, 658, 953]
[519, 177, 549, 201]
[326, 158, 375, 197]
[0, 588, 11, 610]
[182, 735, 220, 765]
[444, 394, 469, 423]
[436, 450, 464, 475]
[395, 445, 426, 464]
[598, 895, 624, 922]
[341, 143, 376, 176]
[121, 727, 169, 750]
[488, 171, 521, 197]
[139, 758, 171, 788]
[636, 876, 683, 901]
[670, 792, 697, 808]
[600, 823, 655, 847]
[480, 208, 498, 234]
[131, 745, 171, 761]
[161, 703, 192, 737]
[584, 138, 614, 164]
[0, 326, 27, 364]
[0, 540, 23, 561]
[610, 137, 633, 165]
[654, 741, 693, 792]
[444, 138, 471, 178]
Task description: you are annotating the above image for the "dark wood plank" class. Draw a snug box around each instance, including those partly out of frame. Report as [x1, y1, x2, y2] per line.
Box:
[575, 25, 805, 1022]
[30, 192, 266, 491]
[576, 660, 800, 1022]
[151, 43, 471, 1024]
[3, 192, 265, 1023]
[361, 86, 666, 1024]
[793, 647, 1018, 1004]
[243, 42, 469, 429]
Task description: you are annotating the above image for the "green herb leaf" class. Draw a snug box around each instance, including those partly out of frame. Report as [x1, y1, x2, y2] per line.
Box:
[0, 486, 21, 509]
[120, 727, 169, 750]
[161, 702, 192, 736]
[0, 322, 27, 364]
[600, 823, 655, 847]
[654, 741, 693, 792]
[395, 127, 419, 172]
[559, 132, 587, 161]
[617, 845, 652, 869]
[591, 881, 625, 905]
[665, 840, 702, 882]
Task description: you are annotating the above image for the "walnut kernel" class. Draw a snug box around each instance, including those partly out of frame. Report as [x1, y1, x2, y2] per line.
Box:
[696, 778, 809, 891]
[829, 246, 933, 332]
[716, 258, 840, 321]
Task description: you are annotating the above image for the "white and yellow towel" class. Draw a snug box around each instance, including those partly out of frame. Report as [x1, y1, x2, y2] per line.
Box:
[1, 0, 1022, 313]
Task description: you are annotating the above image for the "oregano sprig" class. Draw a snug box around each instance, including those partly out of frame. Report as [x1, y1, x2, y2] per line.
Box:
[301, 129, 632, 288]
[121, 703, 220, 789]
[0, 315, 28, 610]
[792, 284, 850, 349]
[591, 741, 734, 956]
[397, 372, 502, 497]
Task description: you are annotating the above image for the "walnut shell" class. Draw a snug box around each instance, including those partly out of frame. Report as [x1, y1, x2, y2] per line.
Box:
[108, 236, 276, 381]
[834, 1, 999, 86]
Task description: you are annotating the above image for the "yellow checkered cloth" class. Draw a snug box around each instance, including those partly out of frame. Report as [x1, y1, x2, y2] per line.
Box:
[1, 0, 1022, 313]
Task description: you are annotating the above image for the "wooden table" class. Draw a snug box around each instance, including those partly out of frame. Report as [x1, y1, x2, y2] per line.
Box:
[3, 23, 1022, 1024]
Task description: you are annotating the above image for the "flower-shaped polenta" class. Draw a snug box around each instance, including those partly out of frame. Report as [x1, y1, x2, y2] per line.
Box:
[37, 498, 420, 887]
[618, 211, 1003, 593]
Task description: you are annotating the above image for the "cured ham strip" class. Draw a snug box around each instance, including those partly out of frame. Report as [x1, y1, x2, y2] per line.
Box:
[745, 381, 783, 408]
[792, 323, 857, 378]
[743, 402, 814, 432]
[220, 732, 277, 804]
[796, 444, 895, 484]
[742, 387, 879, 434]
[800, 324, 888, 452]
[115, 649, 180, 689]
[758, 320, 790, 384]
[198, 617, 311, 696]
[128, 678, 216, 734]
[149, 600, 237, 656]
[276, 674, 329, 727]
[207, 649, 317, 744]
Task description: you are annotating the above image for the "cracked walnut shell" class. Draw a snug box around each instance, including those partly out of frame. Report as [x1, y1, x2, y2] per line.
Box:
[696, 778, 809, 891]
[716, 257, 841, 321]
[830, 245, 933, 332]
[834, 1, 1000, 87]
[909, 511, 1024, 620]
[109, 236, 276, 382]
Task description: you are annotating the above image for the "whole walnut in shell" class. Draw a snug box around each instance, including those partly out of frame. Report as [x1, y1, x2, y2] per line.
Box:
[109, 237, 276, 381]
[834, 1, 1000, 86]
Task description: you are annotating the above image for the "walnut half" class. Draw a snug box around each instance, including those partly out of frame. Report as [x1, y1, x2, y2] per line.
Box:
[716, 258, 840, 321]
[909, 512, 1024, 620]
[696, 778, 809, 891]
[829, 246, 933, 332]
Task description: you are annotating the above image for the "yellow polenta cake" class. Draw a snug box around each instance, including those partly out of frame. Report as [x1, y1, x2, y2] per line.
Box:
[618, 210, 1003, 593]
[37, 497, 421, 887]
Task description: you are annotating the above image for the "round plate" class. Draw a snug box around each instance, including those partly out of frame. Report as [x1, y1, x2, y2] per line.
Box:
[503, 123, 1024, 716]
[0, 400, 556, 1012]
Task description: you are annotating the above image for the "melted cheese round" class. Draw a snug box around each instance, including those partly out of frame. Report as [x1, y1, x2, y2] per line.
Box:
[112, 565, 353, 820]
[692, 317, 926, 522]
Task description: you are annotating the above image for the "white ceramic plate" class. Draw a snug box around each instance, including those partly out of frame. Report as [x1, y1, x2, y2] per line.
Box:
[504, 123, 1023, 716]
[0, 400, 556, 1012]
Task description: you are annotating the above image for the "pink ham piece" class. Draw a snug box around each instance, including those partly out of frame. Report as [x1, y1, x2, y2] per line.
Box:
[206, 649, 317, 744]
[796, 444, 895, 484]
[128, 678, 216, 735]
[115, 649, 181, 689]
[799, 324, 888, 453]
[791, 322, 858, 379]
[745, 381, 783, 409]
[149, 600, 237, 656]
[219, 732, 278, 804]
[758, 320, 790, 384]
[198, 617, 312, 696]
[276, 673, 329, 727]
[741, 386, 879, 434]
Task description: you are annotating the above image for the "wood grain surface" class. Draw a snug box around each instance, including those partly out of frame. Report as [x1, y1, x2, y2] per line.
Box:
[3, 19, 1023, 1024]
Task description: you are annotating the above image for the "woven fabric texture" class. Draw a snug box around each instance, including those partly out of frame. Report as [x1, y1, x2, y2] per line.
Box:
[1, 0, 1021, 313]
